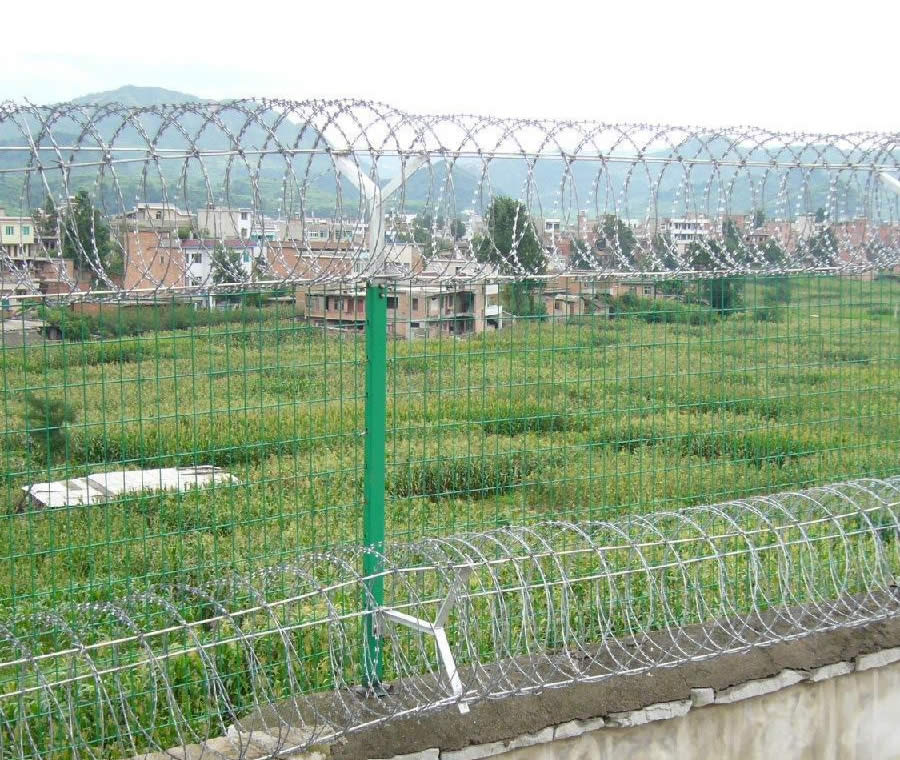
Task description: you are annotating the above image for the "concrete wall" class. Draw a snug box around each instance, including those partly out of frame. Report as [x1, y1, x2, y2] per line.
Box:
[492, 660, 900, 760]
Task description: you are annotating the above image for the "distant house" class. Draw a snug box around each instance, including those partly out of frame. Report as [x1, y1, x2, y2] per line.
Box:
[0, 208, 88, 296]
[542, 277, 615, 319]
[196, 206, 253, 239]
[117, 202, 194, 233]
[301, 280, 502, 338]
[0, 208, 36, 260]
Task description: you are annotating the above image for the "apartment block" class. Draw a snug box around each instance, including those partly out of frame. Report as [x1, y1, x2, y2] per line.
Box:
[663, 217, 712, 255]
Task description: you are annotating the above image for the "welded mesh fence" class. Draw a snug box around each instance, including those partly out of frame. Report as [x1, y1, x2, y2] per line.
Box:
[0, 99, 898, 758]
[3, 276, 897, 609]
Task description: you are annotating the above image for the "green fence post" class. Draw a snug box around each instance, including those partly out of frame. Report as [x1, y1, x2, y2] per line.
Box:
[363, 283, 387, 687]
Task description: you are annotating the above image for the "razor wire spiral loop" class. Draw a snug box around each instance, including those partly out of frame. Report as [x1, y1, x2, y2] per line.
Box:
[0, 477, 896, 759]
[0, 98, 898, 298]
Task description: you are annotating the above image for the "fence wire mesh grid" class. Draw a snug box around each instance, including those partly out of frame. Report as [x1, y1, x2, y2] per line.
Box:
[0, 99, 897, 759]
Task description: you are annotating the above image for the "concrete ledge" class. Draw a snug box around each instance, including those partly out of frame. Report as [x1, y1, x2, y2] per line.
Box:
[131, 617, 900, 760]
[714, 668, 807, 704]
[855, 645, 900, 672]
[809, 661, 854, 682]
[606, 699, 691, 727]
[372, 642, 900, 759]
[329, 613, 900, 760]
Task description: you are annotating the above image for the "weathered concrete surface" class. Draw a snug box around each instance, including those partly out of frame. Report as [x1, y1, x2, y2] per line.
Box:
[492, 659, 900, 760]
[332, 616, 900, 759]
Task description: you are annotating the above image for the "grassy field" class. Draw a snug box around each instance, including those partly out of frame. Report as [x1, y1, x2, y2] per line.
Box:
[0, 274, 897, 757]
[0, 275, 897, 612]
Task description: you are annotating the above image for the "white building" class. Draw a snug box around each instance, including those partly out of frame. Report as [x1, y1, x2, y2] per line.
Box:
[181, 239, 255, 286]
[663, 217, 711, 254]
[196, 206, 253, 239]
[1, 209, 36, 260]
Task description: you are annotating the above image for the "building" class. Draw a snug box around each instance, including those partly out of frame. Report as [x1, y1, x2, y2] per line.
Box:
[282, 217, 366, 246]
[541, 276, 652, 320]
[121, 230, 188, 291]
[117, 203, 194, 233]
[180, 239, 256, 287]
[196, 206, 252, 239]
[1, 209, 36, 260]
[0, 208, 89, 296]
[663, 217, 712, 255]
[300, 280, 502, 339]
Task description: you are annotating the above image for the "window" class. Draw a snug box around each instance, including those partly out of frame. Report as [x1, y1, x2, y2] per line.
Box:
[411, 322, 420, 328]
[386, 296, 398, 309]
[240, 212, 249, 220]
[643, 285, 653, 296]
[22, 226, 30, 236]
[412, 298, 419, 311]
[154, 211, 162, 220]
[4, 226, 13, 236]
[191, 253, 202, 264]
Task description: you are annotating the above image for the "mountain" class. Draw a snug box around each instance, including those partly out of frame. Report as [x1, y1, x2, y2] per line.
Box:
[0, 87, 486, 217]
[72, 85, 206, 107]
[0, 88, 892, 222]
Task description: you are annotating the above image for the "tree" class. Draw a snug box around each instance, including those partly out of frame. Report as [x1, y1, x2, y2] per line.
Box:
[651, 231, 678, 270]
[806, 226, 838, 267]
[412, 213, 434, 257]
[450, 218, 466, 241]
[474, 196, 545, 275]
[24, 392, 77, 464]
[760, 238, 786, 266]
[570, 239, 594, 269]
[61, 191, 112, 273]
[594, 215, 638, 267]
[211, 244, 247, 284]
[504, 282, 547, 318]
[34, 196, 59, 241]
[689, 233, 743, 314]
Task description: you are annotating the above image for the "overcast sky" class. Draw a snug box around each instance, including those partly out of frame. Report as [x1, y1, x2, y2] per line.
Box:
[3, 0, 897, 134]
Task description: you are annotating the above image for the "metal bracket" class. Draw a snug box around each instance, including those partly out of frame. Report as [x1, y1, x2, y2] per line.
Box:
[377, 566, 473, 714]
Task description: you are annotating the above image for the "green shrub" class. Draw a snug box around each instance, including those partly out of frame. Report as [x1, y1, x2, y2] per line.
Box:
[388, 452, 544, 499]
[38, 301, 287, 341]
[482, 408, 586, 435]
[610, 294, 717, 325]
[24, 392, 77, 463]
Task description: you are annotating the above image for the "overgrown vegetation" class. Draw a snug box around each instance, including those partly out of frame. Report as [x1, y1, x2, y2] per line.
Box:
[37, 299, 284, 339]
[0, 274, 896, 757]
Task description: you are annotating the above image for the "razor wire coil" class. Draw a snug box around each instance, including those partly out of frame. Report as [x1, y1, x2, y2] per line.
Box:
[0, 99, 898, 297]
